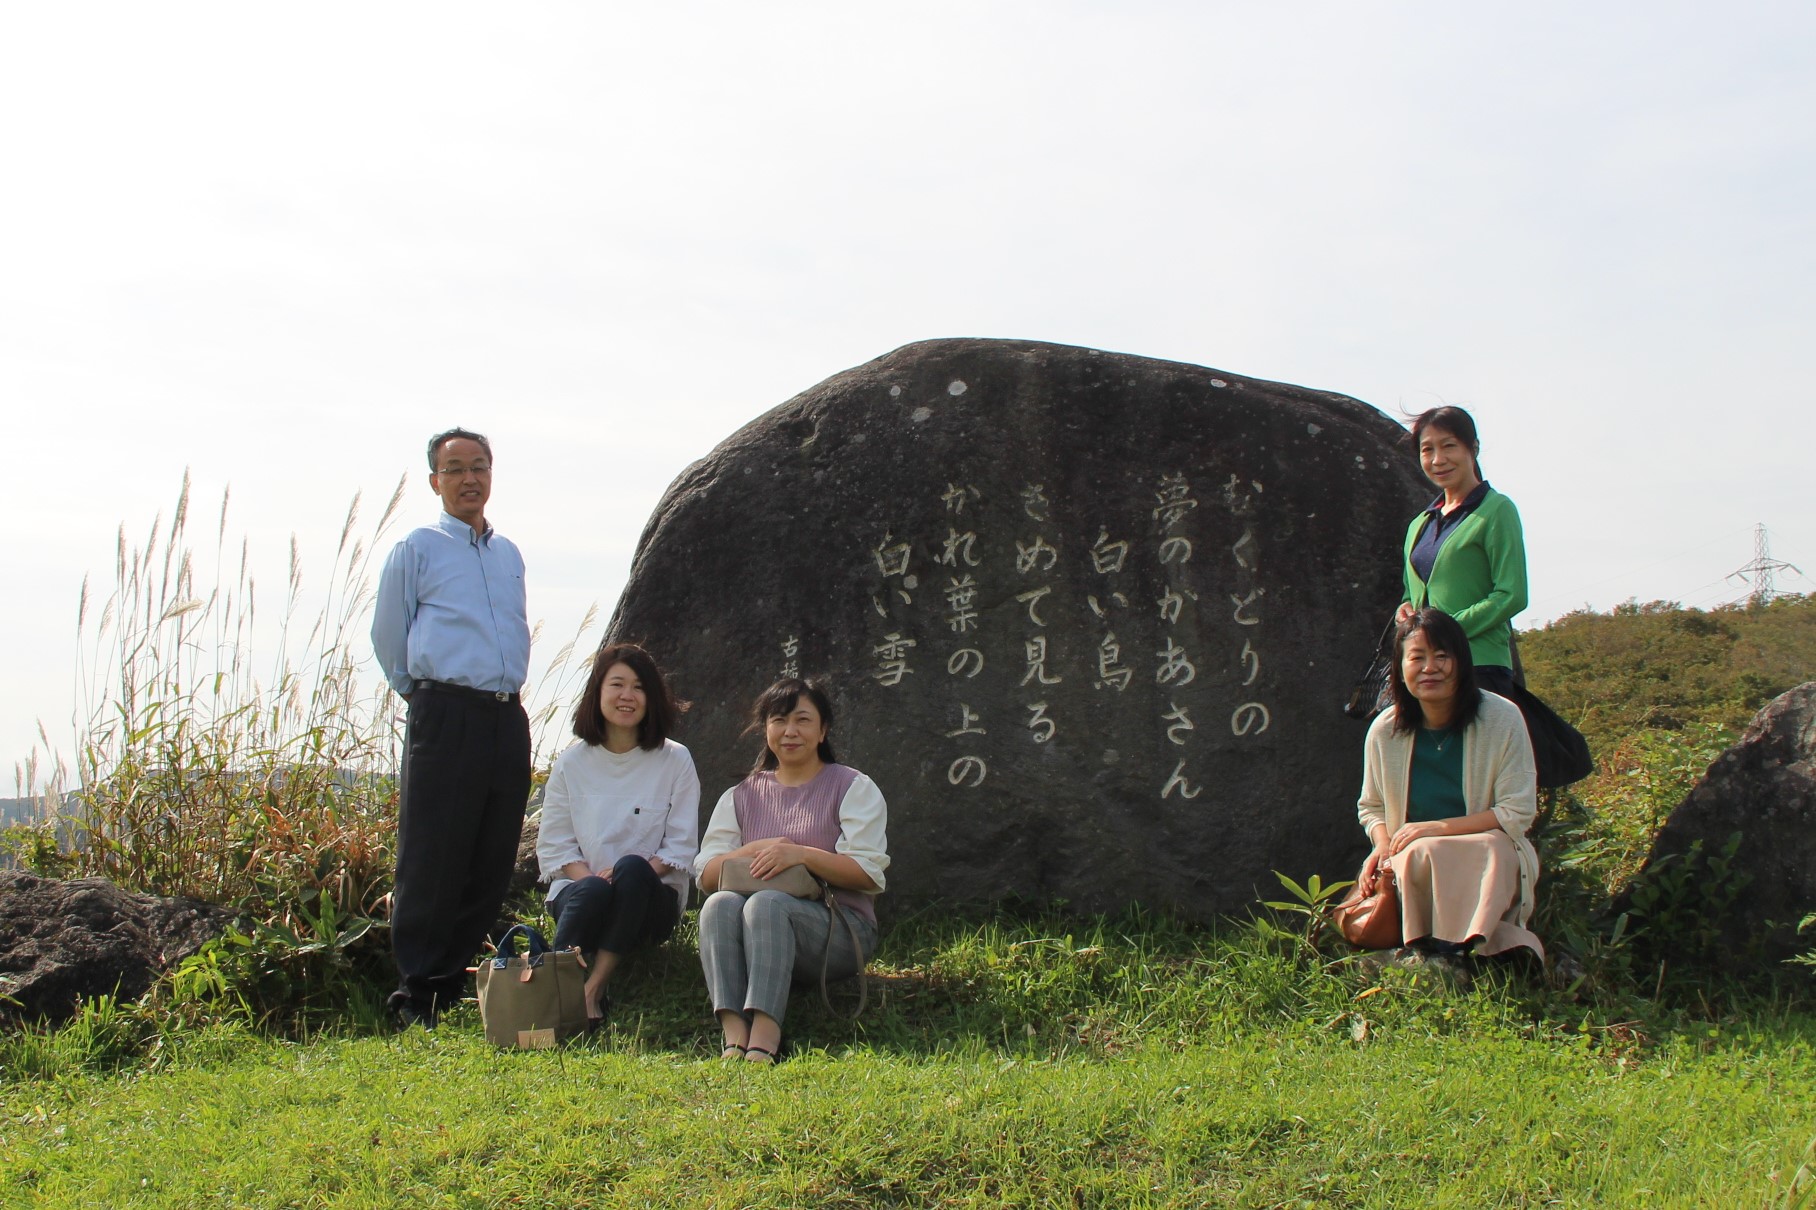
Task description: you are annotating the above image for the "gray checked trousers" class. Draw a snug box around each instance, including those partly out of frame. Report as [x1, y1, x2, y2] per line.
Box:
[698, 889, 877, 1026]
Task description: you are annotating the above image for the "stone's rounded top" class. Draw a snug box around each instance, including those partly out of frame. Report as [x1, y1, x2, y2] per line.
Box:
[611, 337, 1429, 920]
[1628, 680, 1816, 969]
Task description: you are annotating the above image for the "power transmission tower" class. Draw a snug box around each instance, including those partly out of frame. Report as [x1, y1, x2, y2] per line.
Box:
[1727, 523, 1803, 606]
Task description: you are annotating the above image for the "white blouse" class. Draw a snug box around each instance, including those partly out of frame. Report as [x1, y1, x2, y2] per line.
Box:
[537, 738, 700, 906]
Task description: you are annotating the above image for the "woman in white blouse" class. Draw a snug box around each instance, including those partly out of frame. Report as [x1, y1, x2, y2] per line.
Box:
[538, 643, 699, 1026]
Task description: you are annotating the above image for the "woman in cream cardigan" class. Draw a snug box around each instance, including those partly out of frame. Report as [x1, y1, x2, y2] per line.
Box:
[1357, 607, 1543, 959]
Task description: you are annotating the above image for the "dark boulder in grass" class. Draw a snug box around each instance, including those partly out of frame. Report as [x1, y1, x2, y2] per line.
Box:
[1624, 681, 1816, 967]
[605, 338, 1428, 921]
[0, 873, 233, 1022]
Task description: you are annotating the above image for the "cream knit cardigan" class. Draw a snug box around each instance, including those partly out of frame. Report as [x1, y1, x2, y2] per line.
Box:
[1356, 691, 1540, 928]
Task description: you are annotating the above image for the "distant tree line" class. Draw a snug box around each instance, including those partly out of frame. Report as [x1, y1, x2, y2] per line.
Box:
[1519, 593, 1816, 754]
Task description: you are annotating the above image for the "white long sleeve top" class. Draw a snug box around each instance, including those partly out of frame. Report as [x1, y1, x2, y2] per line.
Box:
[537, 738, 700, 906]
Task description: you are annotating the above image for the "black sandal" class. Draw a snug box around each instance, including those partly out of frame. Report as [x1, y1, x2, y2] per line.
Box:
[720, 1043, 747, 1060]
[743, 1045, 776, 1065]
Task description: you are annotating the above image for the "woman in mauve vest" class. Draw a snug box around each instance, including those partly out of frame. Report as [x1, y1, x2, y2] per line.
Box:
[692, 678, 889, 1064]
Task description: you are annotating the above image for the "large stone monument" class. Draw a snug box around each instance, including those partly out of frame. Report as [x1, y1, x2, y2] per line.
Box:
[606, 338, 1428, 919]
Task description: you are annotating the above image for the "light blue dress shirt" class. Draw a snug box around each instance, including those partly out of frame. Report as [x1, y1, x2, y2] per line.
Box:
[371, 512, 531, 697]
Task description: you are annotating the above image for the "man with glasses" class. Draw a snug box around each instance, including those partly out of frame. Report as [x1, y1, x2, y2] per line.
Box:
[372, 427, 531, 1027]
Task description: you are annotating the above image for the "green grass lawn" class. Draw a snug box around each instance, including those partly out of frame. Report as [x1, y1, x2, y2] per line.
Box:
[2, 1022, 1812, 1207]
[3, 910, 1814, 1208]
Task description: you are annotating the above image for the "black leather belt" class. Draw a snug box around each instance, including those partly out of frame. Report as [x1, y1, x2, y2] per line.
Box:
[413, 679, 520, 705]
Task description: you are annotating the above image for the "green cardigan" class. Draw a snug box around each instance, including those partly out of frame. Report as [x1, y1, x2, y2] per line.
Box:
[1401, 488, 1528, 669]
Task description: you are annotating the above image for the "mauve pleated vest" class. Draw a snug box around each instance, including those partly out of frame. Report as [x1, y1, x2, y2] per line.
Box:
[732, 764, 876, 925]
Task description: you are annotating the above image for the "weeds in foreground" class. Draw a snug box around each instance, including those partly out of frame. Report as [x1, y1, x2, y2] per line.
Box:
[1259, 871, 1354, 959]
[4, 475, 597, 1028]
[1543, 720, 1738, 902]
[27, 471, 409, 922]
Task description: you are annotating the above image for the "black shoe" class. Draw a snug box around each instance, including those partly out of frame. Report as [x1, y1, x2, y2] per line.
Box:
[387, 989, 437, 1031]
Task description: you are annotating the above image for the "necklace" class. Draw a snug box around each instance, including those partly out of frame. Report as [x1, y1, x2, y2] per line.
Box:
[1425, 727, 1455, 754]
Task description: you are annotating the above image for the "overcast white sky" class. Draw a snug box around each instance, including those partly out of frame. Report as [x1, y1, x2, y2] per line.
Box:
[5, 2, 1813, 788]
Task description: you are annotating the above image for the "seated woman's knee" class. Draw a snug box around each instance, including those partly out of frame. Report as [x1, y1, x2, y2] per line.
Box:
[1396, 836, 1444, 867]
[741, 888, 798, 927]
[699, 889, 745, 928]
[565, 873, 614, 904]
[610, 852, 659, 888]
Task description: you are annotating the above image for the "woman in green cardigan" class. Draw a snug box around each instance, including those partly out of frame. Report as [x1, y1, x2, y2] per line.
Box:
[1394, 406, 1527, 697]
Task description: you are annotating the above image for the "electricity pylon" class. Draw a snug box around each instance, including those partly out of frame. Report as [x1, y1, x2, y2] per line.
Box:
[1727, 523, 1803, 606]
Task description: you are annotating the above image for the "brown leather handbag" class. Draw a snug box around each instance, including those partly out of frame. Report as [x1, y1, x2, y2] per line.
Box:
[1333, 861, 1402, 949]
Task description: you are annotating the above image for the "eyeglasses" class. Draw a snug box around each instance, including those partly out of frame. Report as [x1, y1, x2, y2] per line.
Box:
[434, 463, 492, 478]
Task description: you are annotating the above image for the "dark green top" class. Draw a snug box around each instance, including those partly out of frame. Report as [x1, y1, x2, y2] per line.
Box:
[1408, 727, 1468, 822]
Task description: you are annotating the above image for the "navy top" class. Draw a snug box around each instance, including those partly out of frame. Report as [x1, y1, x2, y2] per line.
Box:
[1408, 480, 1494, 588]
[371, 511, 530, 696]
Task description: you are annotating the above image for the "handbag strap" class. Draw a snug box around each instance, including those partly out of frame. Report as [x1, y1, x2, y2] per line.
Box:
[1372, 615, 1399, 656]
[490, 923, 553, 969]
[815, 880, 869, 1019]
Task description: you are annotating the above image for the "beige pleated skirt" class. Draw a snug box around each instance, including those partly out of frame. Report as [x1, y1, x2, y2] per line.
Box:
[1391, 830, 1544, 958]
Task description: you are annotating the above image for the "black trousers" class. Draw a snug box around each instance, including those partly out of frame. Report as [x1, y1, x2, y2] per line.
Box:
[392, 687, 531, 1011]
[551, 854, 681, 958]
[1476, 665, 1522, 696]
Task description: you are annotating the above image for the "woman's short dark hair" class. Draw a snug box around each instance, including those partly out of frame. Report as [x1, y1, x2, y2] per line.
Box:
[1409, 405, 1483, 480]
[572, 643, 682, 750]
[1389, 607, 1483, 736]
[747, 677, 838, 772]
